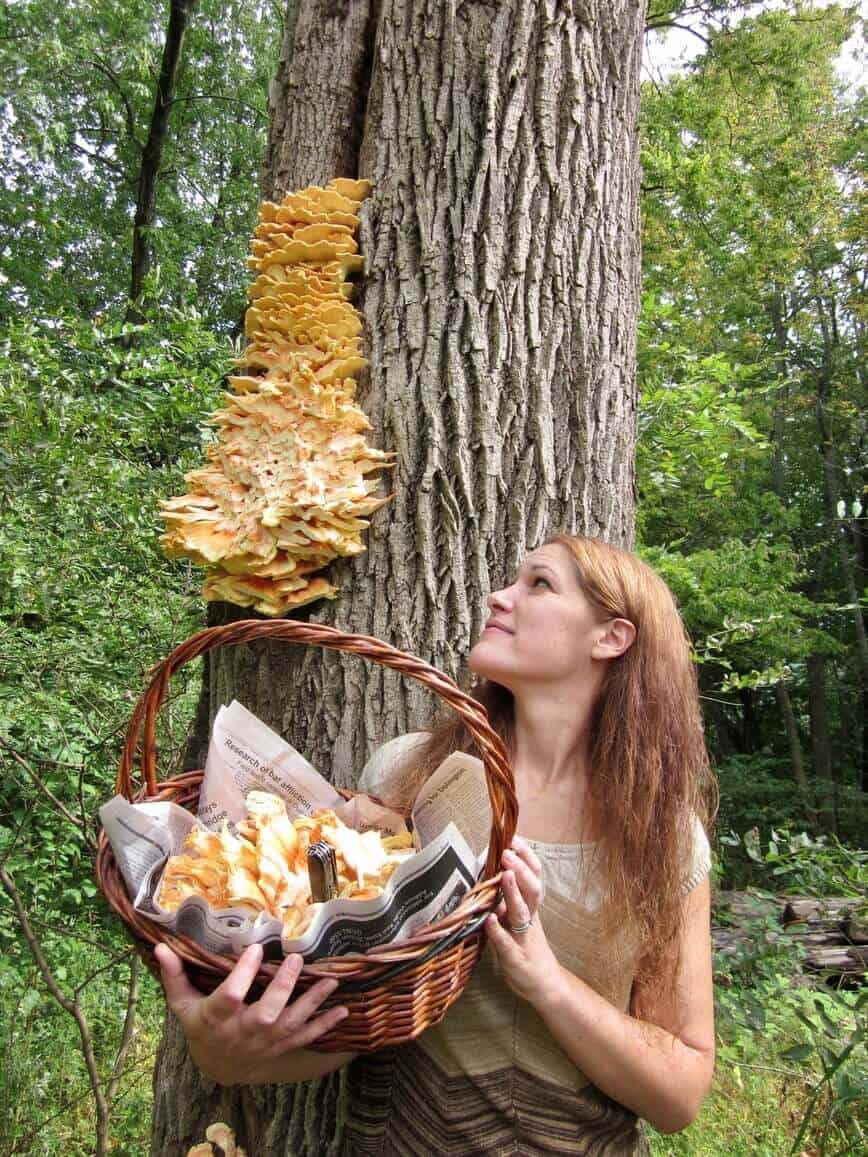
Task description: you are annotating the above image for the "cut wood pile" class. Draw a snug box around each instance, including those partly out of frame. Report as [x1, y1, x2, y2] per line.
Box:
[713, 891, 868, 984]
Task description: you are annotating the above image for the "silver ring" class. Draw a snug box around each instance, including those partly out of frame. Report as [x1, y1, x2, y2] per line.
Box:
[508, 918, 533, 935]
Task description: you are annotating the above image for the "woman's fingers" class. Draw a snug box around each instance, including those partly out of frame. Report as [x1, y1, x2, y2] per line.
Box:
[502, 850, 543, 912]
[281, 1003, 350, 1051]
[486, 913, 520, 960]
[204, 943, 264, 1021]
[250, 952, 305, 1024]
[277, 975, 342, 1034]
[510, 837, 543, 877]
[500, 869, 532, 929]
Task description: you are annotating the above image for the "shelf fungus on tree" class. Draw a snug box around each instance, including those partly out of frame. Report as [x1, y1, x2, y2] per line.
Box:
[159, 178, 392, 615]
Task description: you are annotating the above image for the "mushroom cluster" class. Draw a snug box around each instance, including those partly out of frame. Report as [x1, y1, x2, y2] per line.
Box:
[158, 790, 414, 939]
[186, 1121, 245, 1157]
[160, 178, 391, 615]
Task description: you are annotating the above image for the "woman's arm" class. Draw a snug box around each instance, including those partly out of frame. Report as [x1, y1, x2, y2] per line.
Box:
[486, 843, 715, 1134]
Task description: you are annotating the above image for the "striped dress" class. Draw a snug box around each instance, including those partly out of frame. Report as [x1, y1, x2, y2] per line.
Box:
[343, 734, 711, 1156]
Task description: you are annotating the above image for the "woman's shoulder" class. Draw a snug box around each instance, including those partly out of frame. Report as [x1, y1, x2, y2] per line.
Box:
[357, 731, 430, 795]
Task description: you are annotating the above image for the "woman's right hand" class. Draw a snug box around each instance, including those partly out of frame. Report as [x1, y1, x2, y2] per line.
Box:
[155, 942, 349, 1086]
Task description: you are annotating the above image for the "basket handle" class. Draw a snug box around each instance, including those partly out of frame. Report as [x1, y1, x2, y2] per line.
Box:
[116, 619, 517, 876]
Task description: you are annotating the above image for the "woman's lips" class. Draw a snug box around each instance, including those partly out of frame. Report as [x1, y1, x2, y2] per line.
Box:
[484, 621, 513, 635]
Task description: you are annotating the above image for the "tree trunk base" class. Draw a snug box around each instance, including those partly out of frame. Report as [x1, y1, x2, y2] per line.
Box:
[151, 1016, 349, 1156]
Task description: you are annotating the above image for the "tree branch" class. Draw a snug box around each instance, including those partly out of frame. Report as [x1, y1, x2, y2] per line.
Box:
[0, 865, 111, 1155]
[645, 20, 714, 49]
[0, 735, 92, 844]
[169, 91, 268, 122]
[106, 956, 141, 1105]
[69, 139, 128, 177]
[0, 794, 36, 869]
[128, 0, 199, 318]
[88, 57, 141, 147]
[26, 912, 136, 957]
[9, 1045, 158, 1154]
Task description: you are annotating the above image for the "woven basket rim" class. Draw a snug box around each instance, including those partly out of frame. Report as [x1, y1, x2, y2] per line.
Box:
[96, 619, 517, 990]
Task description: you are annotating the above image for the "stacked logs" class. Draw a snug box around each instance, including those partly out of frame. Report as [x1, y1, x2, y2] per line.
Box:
[713, 891, 868, 983]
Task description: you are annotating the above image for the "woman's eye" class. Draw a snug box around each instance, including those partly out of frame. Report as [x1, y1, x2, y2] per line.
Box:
[532, 576, 551, 590]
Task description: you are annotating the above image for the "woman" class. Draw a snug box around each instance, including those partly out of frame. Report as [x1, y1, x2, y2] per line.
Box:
[157, 534, 717, 1154]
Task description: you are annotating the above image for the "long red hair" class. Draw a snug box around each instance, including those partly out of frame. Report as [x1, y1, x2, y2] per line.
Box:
[380, 534, 717, 1006]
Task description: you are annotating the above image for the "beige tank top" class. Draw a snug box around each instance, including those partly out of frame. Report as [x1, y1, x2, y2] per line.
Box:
[343, 733, 711, 1156]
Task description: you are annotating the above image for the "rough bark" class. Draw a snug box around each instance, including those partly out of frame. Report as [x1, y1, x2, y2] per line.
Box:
[128, 0, 198, 317]
[152, 1, 645, 1153]
[261, 0, 376, 200]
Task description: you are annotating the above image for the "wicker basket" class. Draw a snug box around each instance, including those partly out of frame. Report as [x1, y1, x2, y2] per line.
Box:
[95, 619, 517, 1052]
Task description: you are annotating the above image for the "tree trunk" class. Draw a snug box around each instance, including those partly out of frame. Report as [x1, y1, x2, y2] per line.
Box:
[768, 288, 789, 500]
[806, 651, 836, 829]
[151, 1, 645, 1153]
[812, 302, 868, 795]
[261, 0, 376, 200]
[740, 687, 760, 753]
[128, 0, 198, 319]
[774, 681, 817, 826]
[817, 398, 868, 687]
[698, 665, 738, 760]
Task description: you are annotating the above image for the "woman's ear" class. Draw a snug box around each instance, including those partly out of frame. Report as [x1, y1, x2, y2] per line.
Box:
[591, 617, 636, 660]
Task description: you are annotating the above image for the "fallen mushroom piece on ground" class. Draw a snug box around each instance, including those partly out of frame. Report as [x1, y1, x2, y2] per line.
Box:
[184, 1120, 247, 1157]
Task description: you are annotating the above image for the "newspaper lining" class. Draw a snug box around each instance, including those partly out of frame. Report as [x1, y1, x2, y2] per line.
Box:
[100, 701, 493, 961]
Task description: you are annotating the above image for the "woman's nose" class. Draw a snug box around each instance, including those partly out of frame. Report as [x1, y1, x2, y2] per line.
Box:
[488, 585, 513, 612]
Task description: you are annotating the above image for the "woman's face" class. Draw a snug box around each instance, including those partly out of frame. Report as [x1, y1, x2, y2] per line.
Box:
[468, 543, 622, 692]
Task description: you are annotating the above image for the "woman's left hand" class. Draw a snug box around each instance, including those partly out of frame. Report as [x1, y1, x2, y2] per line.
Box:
[485, 838, 562, 1008]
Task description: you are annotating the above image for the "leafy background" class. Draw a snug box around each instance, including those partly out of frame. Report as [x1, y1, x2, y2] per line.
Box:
[0, 1, 865, 1153]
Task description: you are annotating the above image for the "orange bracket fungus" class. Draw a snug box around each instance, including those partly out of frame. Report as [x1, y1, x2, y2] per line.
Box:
[160, 178, 392, 615]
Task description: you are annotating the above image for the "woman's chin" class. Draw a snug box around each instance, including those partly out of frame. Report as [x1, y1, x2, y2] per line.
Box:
[468, 640, 515, 686]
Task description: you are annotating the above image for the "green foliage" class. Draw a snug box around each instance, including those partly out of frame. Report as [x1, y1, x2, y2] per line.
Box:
[0, 308, 226, 1151]
[641, 539, 839, 689]
[0, 2, 282, 1147]
[0, 309, 224, 893]
[0, 0, 281, 326]
[0, 935, 163, 1156]
[637, 299, 774, 543]
[715, 755, 868, 865]
[650, 936, 867, 1156]
[720, 824, 867, 899]
[781, 987, 867, 1155]
[639, 2, 866, 806]
[639, 19, 868, 1148]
